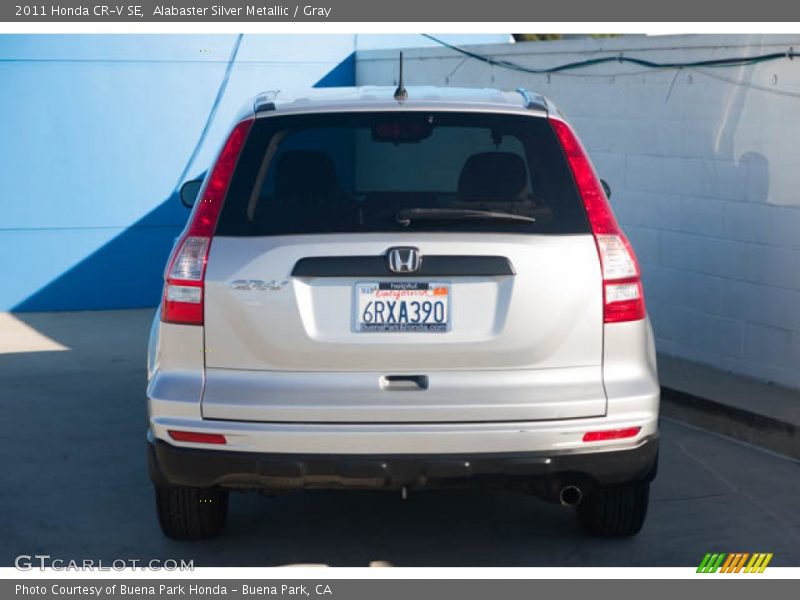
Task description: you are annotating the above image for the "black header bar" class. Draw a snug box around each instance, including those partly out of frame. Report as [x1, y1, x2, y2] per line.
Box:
[4, 0, 798, 22]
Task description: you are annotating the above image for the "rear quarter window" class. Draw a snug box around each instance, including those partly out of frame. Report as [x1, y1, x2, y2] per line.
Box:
[217, 111, 589, 236]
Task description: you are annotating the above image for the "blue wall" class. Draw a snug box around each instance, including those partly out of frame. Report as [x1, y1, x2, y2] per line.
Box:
[0, 34, 508, 311]
[0, 34, 355, 311]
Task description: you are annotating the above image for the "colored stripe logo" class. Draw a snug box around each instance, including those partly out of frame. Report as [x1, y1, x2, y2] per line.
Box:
[697, 553, 773, 573]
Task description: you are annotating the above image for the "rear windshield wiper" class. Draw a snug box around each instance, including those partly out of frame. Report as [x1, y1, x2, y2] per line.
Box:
[396, 208, 536, 226]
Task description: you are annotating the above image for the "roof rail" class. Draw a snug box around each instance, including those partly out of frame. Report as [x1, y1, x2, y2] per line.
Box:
[515, 88, 548, 113]
[254, 91, 280, 113]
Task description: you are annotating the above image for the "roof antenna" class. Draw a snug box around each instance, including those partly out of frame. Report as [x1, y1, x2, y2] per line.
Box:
[394, 52, 408, 102]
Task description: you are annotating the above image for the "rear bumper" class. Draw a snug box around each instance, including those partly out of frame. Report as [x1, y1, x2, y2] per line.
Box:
[148, 433, 659, 497]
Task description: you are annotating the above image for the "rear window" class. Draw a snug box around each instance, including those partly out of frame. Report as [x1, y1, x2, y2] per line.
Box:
[217, 111, 589, 236]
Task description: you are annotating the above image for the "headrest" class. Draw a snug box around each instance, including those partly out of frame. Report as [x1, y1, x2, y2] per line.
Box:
[275, 151, 338, 200]
[457, 152, 528, 201]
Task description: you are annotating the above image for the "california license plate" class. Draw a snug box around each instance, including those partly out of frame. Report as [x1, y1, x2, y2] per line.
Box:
[354, 282, 450, 332]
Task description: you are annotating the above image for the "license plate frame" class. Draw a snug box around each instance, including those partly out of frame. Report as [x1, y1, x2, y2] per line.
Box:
[353, 281, 451, 333]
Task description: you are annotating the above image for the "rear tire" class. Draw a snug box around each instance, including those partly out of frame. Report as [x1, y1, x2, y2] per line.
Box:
[155, 485, 229, 540]
[576, 480, 649, 537]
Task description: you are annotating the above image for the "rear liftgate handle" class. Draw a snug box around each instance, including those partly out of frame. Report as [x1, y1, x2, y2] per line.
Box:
[380, 375, 429, 391]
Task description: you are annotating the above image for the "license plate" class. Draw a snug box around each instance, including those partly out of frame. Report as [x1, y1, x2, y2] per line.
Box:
[354, 282, 450, 332]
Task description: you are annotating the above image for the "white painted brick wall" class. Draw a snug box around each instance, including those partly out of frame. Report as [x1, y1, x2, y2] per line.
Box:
[357, 34, 800, 389]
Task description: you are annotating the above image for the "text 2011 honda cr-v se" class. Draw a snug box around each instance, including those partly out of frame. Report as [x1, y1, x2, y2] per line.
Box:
[147, 86, 659, 540]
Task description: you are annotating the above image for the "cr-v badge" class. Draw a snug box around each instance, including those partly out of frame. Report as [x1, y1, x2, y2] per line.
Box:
[229, 279, 289, 291]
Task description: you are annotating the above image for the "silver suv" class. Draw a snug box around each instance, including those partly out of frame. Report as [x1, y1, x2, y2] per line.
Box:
[147, 86, 659, 540]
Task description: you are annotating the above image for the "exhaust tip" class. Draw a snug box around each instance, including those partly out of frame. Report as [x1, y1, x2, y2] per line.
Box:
[559, 485, 583, 507]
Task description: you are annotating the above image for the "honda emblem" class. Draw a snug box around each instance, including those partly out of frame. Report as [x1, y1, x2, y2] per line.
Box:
[387, 247, 422, 274]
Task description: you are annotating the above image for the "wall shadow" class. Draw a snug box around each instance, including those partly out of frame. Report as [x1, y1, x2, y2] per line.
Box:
[13, 192, 190, 312]
[313, 52, 355, 88]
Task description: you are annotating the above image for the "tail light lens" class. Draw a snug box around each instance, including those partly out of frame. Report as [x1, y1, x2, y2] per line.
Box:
[162, 118, 253, 325]
[550, 118, 645, 323]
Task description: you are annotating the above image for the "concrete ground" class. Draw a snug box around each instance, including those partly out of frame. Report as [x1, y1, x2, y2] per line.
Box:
[659, 354, 800, 459]
[1, 309, 799, 567]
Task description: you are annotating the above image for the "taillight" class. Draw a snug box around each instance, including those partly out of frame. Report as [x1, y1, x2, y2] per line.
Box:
[550, 118, 645, 323]
[162, 118, 253, 325]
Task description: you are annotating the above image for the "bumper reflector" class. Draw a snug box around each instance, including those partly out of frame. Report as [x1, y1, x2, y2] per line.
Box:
[168, 430, 227, 445]
[582, 426, 641, 442]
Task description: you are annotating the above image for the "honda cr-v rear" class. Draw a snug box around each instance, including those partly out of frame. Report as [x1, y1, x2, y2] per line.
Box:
[147, 86, 659, 540]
